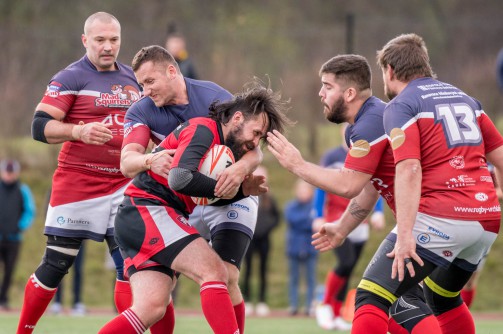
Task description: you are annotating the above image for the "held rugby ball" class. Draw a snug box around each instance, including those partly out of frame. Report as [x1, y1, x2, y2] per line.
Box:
[192, 144, 235, 205]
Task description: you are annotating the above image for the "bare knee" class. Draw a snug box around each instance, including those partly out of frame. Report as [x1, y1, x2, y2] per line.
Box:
[129, 271, 173, 327]
[201, 257, 229, 284]
[226, 262, 240, 287]
[132, 293, 168, 327]
[225, 263, 243, 304]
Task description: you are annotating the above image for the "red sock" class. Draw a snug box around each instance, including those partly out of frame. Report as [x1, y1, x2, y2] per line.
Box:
[388, 317, 409, 334]
[114, 279, 133, 313]
[352, 304, 388, 334]
[99, 308, 147, 334]
[234, 301, 245, 334]
[332, 300, 343, 317]
[150, 300, 175, 334]
[17, 274, 57, 334]
[200, 281, 239, 334]
[323, 272, 347, 315]
[460, 289, 475, 308]
[411, 315, 441, 334]
[437, 303, 475, 334]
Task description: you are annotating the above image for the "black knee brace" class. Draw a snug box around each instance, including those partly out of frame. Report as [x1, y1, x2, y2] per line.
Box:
[211, 229, 251, 270]
[390, 284, 433, 332]
[34, 236, 82, 288]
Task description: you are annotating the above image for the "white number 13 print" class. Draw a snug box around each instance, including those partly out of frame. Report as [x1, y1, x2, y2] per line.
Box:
[435, 103, 482, 148]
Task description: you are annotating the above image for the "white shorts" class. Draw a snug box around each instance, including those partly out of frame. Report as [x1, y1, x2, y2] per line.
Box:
[391, 212, 498, 271]
[44, 183, 129, 242]
[190, 196, 259, 241]
[347, 222, 369, 243]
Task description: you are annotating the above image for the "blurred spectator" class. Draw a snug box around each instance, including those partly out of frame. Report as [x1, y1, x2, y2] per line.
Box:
[0, 159, 35, 310]
[241, 166, 280, 317]
[165, 31, 199, 79]
[284, 179, 318, 316]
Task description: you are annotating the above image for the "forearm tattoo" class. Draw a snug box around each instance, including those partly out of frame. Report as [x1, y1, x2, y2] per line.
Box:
[348, 200, 371, 222]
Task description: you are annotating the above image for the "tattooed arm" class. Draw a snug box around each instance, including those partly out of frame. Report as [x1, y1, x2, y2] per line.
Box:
[312, 182, 380, 252]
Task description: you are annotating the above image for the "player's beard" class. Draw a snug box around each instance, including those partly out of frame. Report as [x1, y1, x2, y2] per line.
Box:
[225, 124, 246, 160]
[325, 95, 348, 124]
[384, 83, 397, 100]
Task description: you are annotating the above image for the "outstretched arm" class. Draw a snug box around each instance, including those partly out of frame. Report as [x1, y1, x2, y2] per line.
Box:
[312, 182, 379, 252]
[267, 130, 371, 198]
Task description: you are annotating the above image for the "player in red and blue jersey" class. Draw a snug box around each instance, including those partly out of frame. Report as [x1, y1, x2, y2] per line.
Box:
[269, 54, 442, 333]
[18, 12, 141, 334]
[99, 84, 290, 334]
[268, 54, 395, 228]
[346, 33, 503, 334]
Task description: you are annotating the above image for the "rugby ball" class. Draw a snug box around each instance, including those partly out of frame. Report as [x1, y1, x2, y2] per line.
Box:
[192, 144, 235, 205]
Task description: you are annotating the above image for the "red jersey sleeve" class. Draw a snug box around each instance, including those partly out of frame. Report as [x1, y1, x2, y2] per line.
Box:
[479, 112, 503, 154]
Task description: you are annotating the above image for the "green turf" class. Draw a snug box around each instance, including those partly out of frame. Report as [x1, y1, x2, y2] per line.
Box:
[2, 313, 502, 334]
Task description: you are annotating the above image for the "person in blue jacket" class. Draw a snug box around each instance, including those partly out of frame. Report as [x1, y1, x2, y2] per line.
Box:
[284, 179, 318, 316]
[0, 159, 35, 310]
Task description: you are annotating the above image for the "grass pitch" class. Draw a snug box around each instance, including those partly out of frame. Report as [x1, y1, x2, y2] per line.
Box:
[1, 311, 502, 334]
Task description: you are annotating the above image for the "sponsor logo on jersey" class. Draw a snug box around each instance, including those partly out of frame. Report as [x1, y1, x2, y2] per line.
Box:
[45, 82, 62, 98]
[227, 210, 238, 219]
[389, 128, 405, 150]
[480, 175, 493, 182]
[349, 140, 370, 158]
[475, 192, 489, 202]
[56, 216, 90, 225]
[442, 250, 453, 257]
[230, 203, 250, 212]
[449, 156, 465, 169]
[57, 216, 65, 225]
[454, 205, 501, 214]
[95, 84, 140, 108]
[177, 216, 190, 226]
[85, 164, 121, 174]
[149, 238, 159, 245]
[445, 175, 475, 189]
[417, 233, 430, 244]
[427, 226, 450, 240]
[124, 122, 144, 138]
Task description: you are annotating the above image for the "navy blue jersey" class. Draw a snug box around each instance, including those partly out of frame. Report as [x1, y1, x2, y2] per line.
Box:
[123, 78, 232, 147]
[344, 96, 396, 212]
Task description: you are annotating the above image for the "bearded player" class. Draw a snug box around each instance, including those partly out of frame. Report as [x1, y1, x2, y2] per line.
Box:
[118, 45, 289, 333]
[99, 83, 290, 333]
